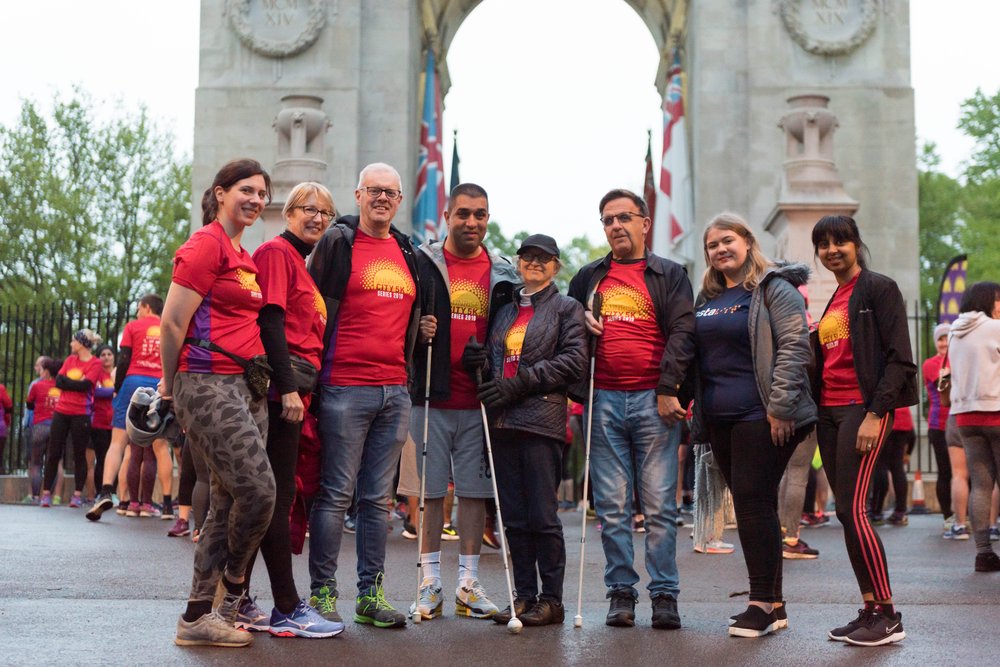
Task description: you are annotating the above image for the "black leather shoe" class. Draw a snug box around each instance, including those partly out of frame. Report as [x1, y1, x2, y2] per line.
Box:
[651, 593, 681, 630]
[605, 590, 636, 627]
[520, 598, 565, 626]
[493, 597, 533, 624]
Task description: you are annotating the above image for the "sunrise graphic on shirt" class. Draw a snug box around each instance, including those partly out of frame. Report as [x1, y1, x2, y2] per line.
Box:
[146, 325, 161, 337]
[361, 259, 416, 297]
[313, 289, 328, 325]
[67, 368, 83, 380]
[599, 284, 654, 322]
[504, 323, 528, 360]
[235, 268, 262, 297]
[47, 387, 60, 406]
[450, 278, 488, 318]
[819, 308, 850, 349]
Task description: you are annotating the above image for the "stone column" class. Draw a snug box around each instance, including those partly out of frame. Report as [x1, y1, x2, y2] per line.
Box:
[765, 94, 858, 322]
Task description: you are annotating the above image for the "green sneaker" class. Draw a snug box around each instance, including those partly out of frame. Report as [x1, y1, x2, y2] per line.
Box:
[309, 583, 342, 623]
[354, 573, 406, 628]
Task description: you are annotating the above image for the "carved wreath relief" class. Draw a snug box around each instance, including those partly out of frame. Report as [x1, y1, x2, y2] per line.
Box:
[228, 0, 329, 58]
[779, 0, 878, 56]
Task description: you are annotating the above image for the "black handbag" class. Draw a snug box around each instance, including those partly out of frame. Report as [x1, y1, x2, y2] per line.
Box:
[288, 354, 319, 394]
[184, 338, 272, 400]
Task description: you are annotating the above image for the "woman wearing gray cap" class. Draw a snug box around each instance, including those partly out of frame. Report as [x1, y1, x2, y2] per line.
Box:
[469, 234, 587, 627]
[923, 323, 957, 537]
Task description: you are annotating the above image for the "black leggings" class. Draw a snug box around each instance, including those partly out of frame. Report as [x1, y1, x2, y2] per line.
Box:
[928, 428, 953, 518]
[708, 418, 803, 603]
[89, 428, 111, 499]
[44, 412, 90, 493]
[817, 405, 893, 601]
[871, 430, 912, 514]
[244, 400, 303, 613]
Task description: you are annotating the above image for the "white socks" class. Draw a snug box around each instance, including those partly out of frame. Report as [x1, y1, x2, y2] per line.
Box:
[458, 554, 480, 586]
[421, 551, 441, 585]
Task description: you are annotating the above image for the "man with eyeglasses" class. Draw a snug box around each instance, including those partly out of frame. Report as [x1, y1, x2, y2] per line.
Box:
[306, 162, 421, 629]
[567, 188, 695, 631]
[406, 182, 521, 621]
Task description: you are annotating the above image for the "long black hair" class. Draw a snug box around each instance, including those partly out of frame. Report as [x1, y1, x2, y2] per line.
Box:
[811, 215, 870, 270]
[959, 281, 1000, 316]
[201, 158, 272, 226]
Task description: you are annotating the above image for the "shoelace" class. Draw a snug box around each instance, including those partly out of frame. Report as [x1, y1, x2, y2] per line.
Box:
[466, 582, 488, 600]
[369, 573, 394, 611]
[316, 588, 337, 614]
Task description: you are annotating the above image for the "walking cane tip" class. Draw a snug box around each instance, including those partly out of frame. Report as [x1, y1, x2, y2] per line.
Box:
[412, 612, 422, 624]
[507, 617, 523, 634]
[573, 615, 583, 628]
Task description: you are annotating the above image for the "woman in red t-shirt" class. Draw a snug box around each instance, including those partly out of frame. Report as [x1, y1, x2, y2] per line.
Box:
[160, 159, 276, 648]
[26, 356, 61, 501]
[811, 215, 917, 647]
[923, 323, 957, 534]
[87, 344, 115, 503]
[40, 329, 103, 509]
[0, 381, 11, 474]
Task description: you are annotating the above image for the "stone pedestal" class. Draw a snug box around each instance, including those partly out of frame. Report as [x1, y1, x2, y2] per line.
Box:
[765, 94, 858, 321]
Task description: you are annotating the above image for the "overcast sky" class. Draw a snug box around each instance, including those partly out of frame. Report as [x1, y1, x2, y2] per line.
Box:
[1, 0, 996, 246]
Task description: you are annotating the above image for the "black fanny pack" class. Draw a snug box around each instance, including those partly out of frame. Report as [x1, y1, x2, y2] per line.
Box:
[184, 338, 272, 400]
[288, 354, 319, 394]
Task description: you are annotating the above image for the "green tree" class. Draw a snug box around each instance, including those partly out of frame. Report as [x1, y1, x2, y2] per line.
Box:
[485, 221, 606, 293]
[957, 87, 1000, 284]
[917, 142, 963, 319]
[0, 89, 190, 308]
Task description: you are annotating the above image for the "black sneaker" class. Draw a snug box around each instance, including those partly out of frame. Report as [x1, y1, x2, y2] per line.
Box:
[828, 607, 872, 641]
[728, 605, 778, 638]
[354, 574, 406, 628]
[731, 602, 787, 629]
[401, 522, 418, 540]
[844, 607, 905, 646]
[493, 596, 532, 624]
[86, 493, 115, 522]
[520, 598, 565, 626]
[605, 590, 636, 627]
[651, 593, 681, 630]
[975, 551, 1000, 572]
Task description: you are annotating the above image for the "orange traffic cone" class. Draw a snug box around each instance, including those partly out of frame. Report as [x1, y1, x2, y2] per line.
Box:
[910, 470, 928, 514]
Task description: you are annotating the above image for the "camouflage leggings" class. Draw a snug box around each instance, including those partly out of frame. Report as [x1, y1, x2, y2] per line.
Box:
[174, 372, 275, 603]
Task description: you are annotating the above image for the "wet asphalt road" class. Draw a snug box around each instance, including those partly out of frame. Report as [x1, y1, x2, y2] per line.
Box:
[1, 504, 997, 666]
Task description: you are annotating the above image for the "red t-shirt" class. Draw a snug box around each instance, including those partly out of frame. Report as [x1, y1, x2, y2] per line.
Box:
[173, 221, 265, 375]
[55, 354, 102, 417]
[122, 315, 163, 378]
[818, 273, 864, 406]
[28, 379, 59, 424]
[594, 260, 665, 391]
[439, 248, 491, 410]
[923, 354, 950, 428]
[892, 406, 913, 432]
[91, 369, 114, 430]
[254, 236, 327, 370]
[324, 231, 416, 386]
[503, 303, 534, 379]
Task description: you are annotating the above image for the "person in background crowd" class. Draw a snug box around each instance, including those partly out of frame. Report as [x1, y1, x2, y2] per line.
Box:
[568, 188, 695, 630]
[869, 407, 914, 525]
[946, 281, 1000, 572]
[924, 323, 955, 536]
[86, 345, 115, 502]
[26, 357, 61, 503]
[162, 158, 276, 648]
[474, 233, 587, 627]
[811, 215, 917, 647]
[41, 329, 103, 509]
[238, 181, 344, 638]
[0, 381, 12, 474]
[691, 213, 816, 637]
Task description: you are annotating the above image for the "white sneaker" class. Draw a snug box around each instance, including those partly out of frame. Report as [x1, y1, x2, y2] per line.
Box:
[694, 539, 735, 554]
[175, 611, 253, 647]
[409, 580, 443, 620]
[455, 579, 500, 618]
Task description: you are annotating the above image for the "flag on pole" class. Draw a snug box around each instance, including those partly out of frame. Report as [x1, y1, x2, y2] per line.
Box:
[450, 130, 461, 192]
[643, 130, 657, 251]
[413, 50, 446, 244]
[937, 254, 968, 324]
[652, 49, 692, 255]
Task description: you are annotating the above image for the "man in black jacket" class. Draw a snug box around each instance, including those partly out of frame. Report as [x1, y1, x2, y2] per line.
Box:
[306, 163, 420, 629]
[567, 188, 695, 630]
[407, 183, 520, 621]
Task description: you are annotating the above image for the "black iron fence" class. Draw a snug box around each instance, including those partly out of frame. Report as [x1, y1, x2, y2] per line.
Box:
[0, 301, 128, 472]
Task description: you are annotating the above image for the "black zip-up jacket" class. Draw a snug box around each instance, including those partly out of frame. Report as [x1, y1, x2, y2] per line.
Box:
[810, 269, 918, 416]
[410, 240, 521, 404]
[307, 215, 421, 384]
[484, 283, 588, 442]
[567, 252, 696, 400]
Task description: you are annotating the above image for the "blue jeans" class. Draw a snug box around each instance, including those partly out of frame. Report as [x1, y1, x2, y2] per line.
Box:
[308, 384, 410, 595]
[588, 389, 680, 599]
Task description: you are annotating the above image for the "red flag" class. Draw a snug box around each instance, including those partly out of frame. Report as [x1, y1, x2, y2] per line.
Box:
[653, 49, 692, 254]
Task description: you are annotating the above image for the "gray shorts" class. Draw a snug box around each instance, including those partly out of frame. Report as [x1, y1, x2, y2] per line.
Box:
[946, 415, 963, 448]
[408, 405, 491, 499]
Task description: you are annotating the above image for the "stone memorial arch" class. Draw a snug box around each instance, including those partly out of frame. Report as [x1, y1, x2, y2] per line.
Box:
[194, 0, 917, 313]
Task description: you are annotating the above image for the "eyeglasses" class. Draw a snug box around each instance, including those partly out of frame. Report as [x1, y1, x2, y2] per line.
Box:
[362, 186, 401, 200]
[296, 205, 335, 222]
[519, 252, 555, 265]
[600, 211, 646, 227]
[453, 208, 489, 221]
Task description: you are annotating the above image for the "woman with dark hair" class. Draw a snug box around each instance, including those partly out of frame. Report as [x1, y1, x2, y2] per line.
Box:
[87, 344, 115, 502]
[691, 213, 816, 637]
[810, 215, 917, 647]
[234, 181, 343, 638]
[947, 281, 1000, 572]
[474, 234, 587, 627]
[923, 323, 957, 536]
[26, 357, 61, 502]
[40, 329, 103, 509]
[160, 158, 277, 648]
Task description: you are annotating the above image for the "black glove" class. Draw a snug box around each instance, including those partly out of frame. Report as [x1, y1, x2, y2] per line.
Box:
[462, 338, 488, 377]
[477, 373, 528, 410]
